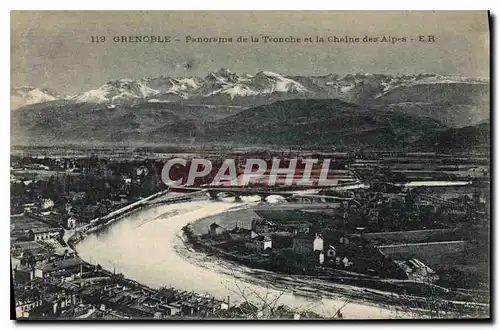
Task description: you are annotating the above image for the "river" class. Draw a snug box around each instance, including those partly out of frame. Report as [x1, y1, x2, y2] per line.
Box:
[75, 198, 405, 319]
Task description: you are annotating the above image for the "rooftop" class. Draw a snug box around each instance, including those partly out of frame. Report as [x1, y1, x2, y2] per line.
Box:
[29, 227, 60, 234]
[228, 226, 250, 235]
[293, 232, 321, 240]
[253, 235, 272, 242]
[37, 257, 84, 273]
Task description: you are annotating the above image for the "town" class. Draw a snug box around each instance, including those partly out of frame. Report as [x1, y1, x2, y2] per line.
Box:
[11, 149, 330, 319]
[185, 182, 489, 309]
[10, 147, 490, 319]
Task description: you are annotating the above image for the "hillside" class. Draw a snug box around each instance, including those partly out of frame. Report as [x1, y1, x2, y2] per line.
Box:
[11, 98, 448, 149]
[11, 101, 201, 145]
[371, 82, 489, 127]
[202, 99, 446, 148]
[12, 72, 489, 130]
[411, 122, 490, 151]
[11, 87, 60, 110]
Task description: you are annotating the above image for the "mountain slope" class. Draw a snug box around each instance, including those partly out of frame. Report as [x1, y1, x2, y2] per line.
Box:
[202, 99, 446, 148]
[411, 122, 490, 151]
[10, 100, 247, 145]
[371, 81, 489, 128]
[11, 71, 489, 130]
[373, 82, 488, 108]
[70, 79, 160, 104]
[11, 87, 60, 109]
[11, 98, 447, 149]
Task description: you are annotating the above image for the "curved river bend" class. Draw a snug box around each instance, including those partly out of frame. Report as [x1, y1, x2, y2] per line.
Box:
[76, 200, 401, 319]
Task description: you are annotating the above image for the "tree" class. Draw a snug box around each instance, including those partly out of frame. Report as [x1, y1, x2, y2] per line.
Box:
[219, 272, 346, 320]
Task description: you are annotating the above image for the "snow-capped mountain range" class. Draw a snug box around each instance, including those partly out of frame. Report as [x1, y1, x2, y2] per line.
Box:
[11, 86, 60, 110]
[11, 70, 490, 147]
[11, 69, 488, 109]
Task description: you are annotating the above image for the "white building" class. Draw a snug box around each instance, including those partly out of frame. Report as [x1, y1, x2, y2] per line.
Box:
[64, 217, 77, 229]
[292, 233, 324, 254]
[42, 198, 54, 210]
[28, 227, 61, 241]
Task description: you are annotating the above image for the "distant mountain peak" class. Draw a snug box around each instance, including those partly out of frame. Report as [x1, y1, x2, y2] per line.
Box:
[255, 70, 283, 78]
[11, 86, 60, 109]
[12, 71, 489, 109]
[205, 68, 240, 85]
[216, 68, 234, 75]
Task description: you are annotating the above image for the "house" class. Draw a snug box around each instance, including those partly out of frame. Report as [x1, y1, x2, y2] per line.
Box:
[249, 230, 259, 239]
[11, 251, 51, 270]
[15, 289, 43, 318]
[75, 203, 108, 221]
[11, 241, 51, 262]
[220, 300, 229, 311]
[155, 287, 176, 304]
[292, 233, 324, 254]
[63, 216, 77, 230]
[11, 253, 23, 270]
[245, 235, 272, 252]
[253, 210, 312, 234]
[41, 198, 54, 210]
[251, 218, 276, 234]
[13, 266, 35, 283]
[159, 303, 182, 316]
[318, 251, 325, 265]
[283, 222, 311, 235]
[34, 257, 84, 278]
[228, 301, 259, 317]
[208, 222, 225, 237]
[28, 227, 61, 241]
[194, 297, 226, 316]
[227, 225, 250, 241]
[46, 291, 78, 316]
[142, 297, 161, 309]
[22, 203, 38, 213]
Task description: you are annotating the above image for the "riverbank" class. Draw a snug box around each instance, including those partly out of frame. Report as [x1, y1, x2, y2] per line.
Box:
[64, 195, 329, 319]
[66, 190, 172, 247]
[70, 193, 488, 319]
[181, 222, 489, 317]
[74, 200, 415, 319]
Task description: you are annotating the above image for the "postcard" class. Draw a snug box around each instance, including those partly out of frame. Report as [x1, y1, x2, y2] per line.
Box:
[10, 11, 490, 320]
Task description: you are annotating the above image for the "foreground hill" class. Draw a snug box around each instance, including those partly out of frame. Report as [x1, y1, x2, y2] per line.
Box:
[202, 99, 446, 148]
[10, 101, 243, 146]
[12, 98, 449, 149]
[371, 81, 489, 127]
[411, 122, 490, 151]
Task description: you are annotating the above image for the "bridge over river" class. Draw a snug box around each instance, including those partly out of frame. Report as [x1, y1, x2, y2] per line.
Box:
[162, 186, 362, 206]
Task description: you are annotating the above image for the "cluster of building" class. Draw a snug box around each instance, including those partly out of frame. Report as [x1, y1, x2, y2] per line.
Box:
[11, 200, 313, 320]
[11, 193, 237, 319]
[10, 155, 168, 227]
[13, 267, 232, 319]
[12, 235, 312, 320]
[203, 203, 477, 281]
[11, 219, 234, 320]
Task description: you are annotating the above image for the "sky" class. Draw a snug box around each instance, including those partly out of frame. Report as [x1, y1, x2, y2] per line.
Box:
[11, 11, 490, 95]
